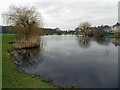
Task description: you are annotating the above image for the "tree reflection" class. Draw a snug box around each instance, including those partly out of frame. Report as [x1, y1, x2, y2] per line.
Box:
[76, 36, 112, 48]
[76, 36, 91, 48]
[93, 37, 111, 46]
[104, 49, 111, 56]
[11, 42, 44, 71]
[112, 38, 120, 46]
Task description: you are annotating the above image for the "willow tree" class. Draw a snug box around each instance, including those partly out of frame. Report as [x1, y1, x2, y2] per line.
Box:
[3, 6, 43, 48]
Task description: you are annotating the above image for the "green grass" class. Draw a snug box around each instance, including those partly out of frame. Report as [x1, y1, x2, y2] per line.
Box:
[105, 33, 115, 38]
[2, 34, 56, 88]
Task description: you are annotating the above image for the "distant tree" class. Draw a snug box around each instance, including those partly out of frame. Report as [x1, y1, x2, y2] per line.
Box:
[94, 28, 106, 37]
[75, 22, 91, 35]
[78, 22, 92, 35]
[74, 27, 80, 35]
[3, 6, 43, 48]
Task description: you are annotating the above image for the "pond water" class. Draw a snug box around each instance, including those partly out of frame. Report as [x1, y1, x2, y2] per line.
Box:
[12, 35, 118, 88]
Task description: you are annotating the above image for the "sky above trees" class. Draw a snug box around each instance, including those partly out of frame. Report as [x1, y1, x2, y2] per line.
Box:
[0, 0, 119, 30]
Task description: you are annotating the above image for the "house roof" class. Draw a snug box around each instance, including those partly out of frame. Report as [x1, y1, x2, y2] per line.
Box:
[112, 23, 120, 28]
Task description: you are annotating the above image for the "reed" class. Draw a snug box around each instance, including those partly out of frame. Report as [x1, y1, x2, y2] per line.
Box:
[13, 36, 40, 49]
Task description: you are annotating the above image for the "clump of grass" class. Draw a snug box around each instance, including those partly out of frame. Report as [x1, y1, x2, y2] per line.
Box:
[14, 36, 40, 49]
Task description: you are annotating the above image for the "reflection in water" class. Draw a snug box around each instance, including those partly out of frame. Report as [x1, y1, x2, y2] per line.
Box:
[104, 49, 111, 56]
[76, 36, 112, 48]
[76, 36, 91, 48]
[12, 43, 44, 71]
[112, 38, 120, 46]
[93, 37, 111, 46]
[12, 35, 118, 88]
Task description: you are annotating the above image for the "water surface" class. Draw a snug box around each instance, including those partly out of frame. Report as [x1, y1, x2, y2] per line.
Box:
[13, 35, 118, 88]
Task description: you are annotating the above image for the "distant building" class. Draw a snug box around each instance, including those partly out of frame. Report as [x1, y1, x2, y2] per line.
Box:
[103, 25, 112, 33]
[112, 23, 120, 33]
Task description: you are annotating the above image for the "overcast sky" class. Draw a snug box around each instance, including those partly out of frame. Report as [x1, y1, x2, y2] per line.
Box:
[0, 0, 119, 30]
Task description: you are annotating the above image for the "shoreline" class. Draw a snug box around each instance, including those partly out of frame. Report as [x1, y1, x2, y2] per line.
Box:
[2, 34, 56, 88]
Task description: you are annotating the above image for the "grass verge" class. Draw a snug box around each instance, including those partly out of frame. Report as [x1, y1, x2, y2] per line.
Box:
[2, 34, 56, 88]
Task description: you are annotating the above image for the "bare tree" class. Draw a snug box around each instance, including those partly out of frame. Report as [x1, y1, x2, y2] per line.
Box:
[78, 22, 91, 35]
[3, 6, 43, 48]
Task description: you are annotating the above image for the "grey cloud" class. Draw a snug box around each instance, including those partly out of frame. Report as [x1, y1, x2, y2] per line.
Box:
[35, 2, 118, 30]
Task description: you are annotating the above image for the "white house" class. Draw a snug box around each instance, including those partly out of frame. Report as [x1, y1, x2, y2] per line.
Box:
[103, 25, 112, 33]
[112, 23, 120, 33]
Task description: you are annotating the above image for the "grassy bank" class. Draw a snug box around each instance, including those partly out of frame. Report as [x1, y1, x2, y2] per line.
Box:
[2, 34, 56, 88]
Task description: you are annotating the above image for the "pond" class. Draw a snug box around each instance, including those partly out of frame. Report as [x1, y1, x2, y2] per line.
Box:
[12, 35, 118, 88]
